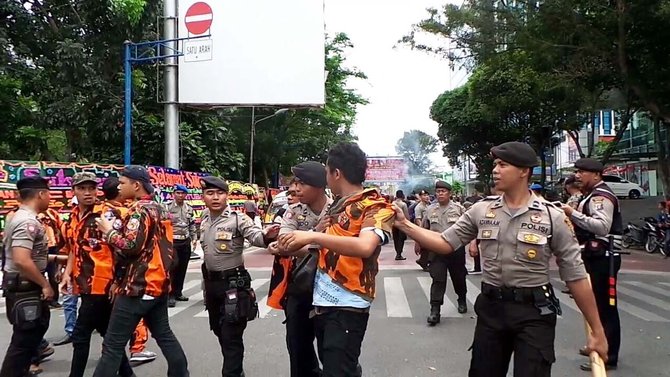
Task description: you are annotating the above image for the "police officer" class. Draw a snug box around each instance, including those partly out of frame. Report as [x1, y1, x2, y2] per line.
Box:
[393, 141, 608, 376]
[199, 176, 280, 377]
[267, 161, 332, 377]
[167, 184, 197, 307]
[413, 189, 432, 270]
[423, 180, 468, 325]
[1, 177, 53, 377]
[561, 158, 621, 371]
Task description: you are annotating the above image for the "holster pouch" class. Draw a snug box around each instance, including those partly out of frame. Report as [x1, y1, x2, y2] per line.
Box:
[532, 286, 562, 316]
[584, 239, 607, 257]
[1, 271, 20, 294]
[222, 288, 259, 323]
[9, 291, 43, 329]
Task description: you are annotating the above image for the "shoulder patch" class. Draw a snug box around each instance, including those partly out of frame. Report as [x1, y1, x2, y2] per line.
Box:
[484, 195, 500, 201]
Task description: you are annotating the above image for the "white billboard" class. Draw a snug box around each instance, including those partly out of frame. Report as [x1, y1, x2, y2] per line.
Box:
[177, 0, 325, 106]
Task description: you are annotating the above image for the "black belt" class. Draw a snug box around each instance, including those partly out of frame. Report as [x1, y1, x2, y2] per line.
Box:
[311, 306, 370, 316]
[481, 282, 550, 303]
[205, 266, 247, 281]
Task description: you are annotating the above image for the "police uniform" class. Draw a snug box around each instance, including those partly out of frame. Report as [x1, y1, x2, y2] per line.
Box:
[414, 191, 431, 270]
[199, 176, 270, 377]
[0, 177, 51, 377]
[570, 158, 622, 369]
[278, 161, 331, 377]
[440, 142, 588, 376]
[167, 184, 196, 305]
[424, 181, 468, 325]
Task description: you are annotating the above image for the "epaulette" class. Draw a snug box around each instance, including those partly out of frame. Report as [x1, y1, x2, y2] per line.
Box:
[288, 203, 302, 210]
[483, 195, 500, 201]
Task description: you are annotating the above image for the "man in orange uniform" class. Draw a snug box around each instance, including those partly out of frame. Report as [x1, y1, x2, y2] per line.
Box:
[93, 165, 188, 377]
[279, 143, 396, 377]
[100, 177, 157, 365]
[60, 173, 135, 377]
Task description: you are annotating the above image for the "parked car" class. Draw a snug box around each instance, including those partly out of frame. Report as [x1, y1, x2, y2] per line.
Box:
[601, 175, 645, 199]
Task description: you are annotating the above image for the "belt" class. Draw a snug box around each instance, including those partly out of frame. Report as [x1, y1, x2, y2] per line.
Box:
[173, 235, 189, 241]
[481, 282, 550, 303]
[312, 306, 370, 316]
[205, 266, 247, 281]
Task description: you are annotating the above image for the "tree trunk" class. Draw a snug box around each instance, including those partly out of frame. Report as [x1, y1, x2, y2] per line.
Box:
[654, 118, 670, 200]
[540, 149, 547, 186]
[567, 130, 586, 158]
[601, 109, 634, 165]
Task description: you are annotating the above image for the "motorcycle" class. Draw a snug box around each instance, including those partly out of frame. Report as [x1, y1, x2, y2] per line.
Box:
[622, 219, 648, 249]
[644, 218, 668, 256]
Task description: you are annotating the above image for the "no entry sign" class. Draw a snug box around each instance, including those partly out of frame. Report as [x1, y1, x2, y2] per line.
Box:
[184, 2, 213, 35]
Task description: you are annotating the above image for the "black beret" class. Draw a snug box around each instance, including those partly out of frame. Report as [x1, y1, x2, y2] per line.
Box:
[435, 180, 452, 190]
[121, 165, 154, 194]
[564, 174, 577, 185]
[200, 176, 229, 192]
[574, 158, 604, 173]
[291, 161, 326, 188]
[490, 142, 539, 168]
[17, 176, 49, 190]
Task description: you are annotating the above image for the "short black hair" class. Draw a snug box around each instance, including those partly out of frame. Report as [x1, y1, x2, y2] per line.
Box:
[102, 177, 120, 200]
[395, 190, 405, 199]
[326, 142, 367, 184]
[18, 188, 42, 200]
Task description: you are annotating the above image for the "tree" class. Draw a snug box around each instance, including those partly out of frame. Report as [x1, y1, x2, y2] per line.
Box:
[395, 130, 438, 175]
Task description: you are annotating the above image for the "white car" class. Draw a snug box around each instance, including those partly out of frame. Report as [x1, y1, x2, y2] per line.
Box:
[601, 175, 645, 199]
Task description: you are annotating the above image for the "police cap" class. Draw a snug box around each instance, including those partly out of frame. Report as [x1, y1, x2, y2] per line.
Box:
[529, 183, 543, 191]
[16, 176, 49, 190]
[490, 142, 540, 168]
[291, 161, 326, 188]
[435, 180, 452, 191]
[174, 184, 189, 193]
[574, 158, 604, 173]
[200, 176, 229, 192]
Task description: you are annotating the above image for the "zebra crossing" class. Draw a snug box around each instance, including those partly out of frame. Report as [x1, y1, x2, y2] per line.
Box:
[154, 273, 670, 323]
[1, 274, 669, 323]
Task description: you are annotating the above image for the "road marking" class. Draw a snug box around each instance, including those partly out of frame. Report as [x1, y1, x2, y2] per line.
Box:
[168, 291, 203, 317]
[384, 277, 412, 318]
[617, 285, 670, 312]
[417, 276, 462, 318]
[617, 300, 668, 322]
[181, 280, 201, 293]
[465, 279, 480, 306]
[623, 281, 670, 299]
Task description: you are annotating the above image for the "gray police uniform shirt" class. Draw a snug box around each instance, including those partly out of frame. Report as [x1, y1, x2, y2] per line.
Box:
[414, 202, 429, 223]
[422, 201, 465, 233]
[3, 206, 49, 273]
[200, 206, 266, 271]
[279, 198, 334, 235]
[571, 182, 615, 238]
[441, 195, 587, 287]
[166, 201, 196, 241]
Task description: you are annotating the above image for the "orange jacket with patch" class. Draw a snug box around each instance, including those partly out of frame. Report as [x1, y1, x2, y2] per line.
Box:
[318, 189, 395, 301]
[107, 196, 174, 297]
[65, 204, 116, 295]
[38, 208, 65, 251]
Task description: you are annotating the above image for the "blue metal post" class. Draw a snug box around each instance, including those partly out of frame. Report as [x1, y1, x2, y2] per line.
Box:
[123, 41, 132, 165]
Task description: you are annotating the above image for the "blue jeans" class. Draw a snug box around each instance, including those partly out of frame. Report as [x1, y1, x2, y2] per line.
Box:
[62, 291, 78, 336]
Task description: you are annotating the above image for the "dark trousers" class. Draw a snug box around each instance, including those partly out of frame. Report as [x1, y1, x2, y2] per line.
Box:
[391, 228, 406, 256]
[0, 295, 50, 377]
[92, 295, 189, 377]
[285, 295, 321, 377]
[70, 294, 133, 377]
[204, 277, 250, 377]
[315, 309, 368, 377]
[472, 254, 481, 272]
[583, 255, 621, 365]
[469, 294, 557, 377]
[429, 247, 467, 306]
[46, 247, 60, 303]
[172, 239, 192, 297]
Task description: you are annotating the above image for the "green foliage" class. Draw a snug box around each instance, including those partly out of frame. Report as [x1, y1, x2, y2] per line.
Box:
[450, 181, 463, 195]
[395, 130, 438, 175]
[0, 2, 365, 186]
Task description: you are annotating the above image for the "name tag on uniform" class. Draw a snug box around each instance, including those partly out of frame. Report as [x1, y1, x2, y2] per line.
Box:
[448, 216, 459, 223]
[429, 215, 439, 223]
[216, 231, 233, 241]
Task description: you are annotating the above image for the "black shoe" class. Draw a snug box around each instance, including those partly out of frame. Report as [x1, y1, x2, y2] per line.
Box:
[53, 334, 72, 346]
[175, 295, 189, 302]
[427, 306, 440, 326]
[168, 297, 176, 308]
[457, 300, 467, 314]
[395, 255, 406, 261]
[416, 260, 429, 271]
[579, 361, 617, 371]
[49, 302, 62, 309]
[39, 345, 55, 361]
[189, 252, 200, 260]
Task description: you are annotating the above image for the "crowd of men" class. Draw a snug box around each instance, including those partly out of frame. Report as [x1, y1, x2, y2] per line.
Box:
[1, 140, 634, 376]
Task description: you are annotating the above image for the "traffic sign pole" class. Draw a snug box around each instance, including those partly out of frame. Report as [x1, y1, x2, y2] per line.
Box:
[164, 0, 179, 169]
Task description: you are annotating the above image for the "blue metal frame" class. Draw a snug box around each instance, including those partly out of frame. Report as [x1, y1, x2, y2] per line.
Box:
[123, 35, 210, 165]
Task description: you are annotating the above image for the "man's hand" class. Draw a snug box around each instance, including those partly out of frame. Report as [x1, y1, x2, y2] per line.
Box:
[278, 231, 314, 251]
[41, 285, 55, 301]
[414, 242, 422, 256]
[314, 216, 332, 233]
[392, 204, 407, 222]
[468, 242, 479, 257]
[268, 241, 281, 255]
[59, 274, 72, 295]
[95, 216, 113, 234]
[263, 224, 280, 240]
[560, 203, 574, 217]
[586, 330, 609, 363]
[191, 240, 198, 251]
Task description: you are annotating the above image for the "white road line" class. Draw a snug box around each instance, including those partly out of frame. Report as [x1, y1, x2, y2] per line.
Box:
[617, 285, 670, 312]
[417, 276, 462, 318]
[384, 277, 412, 318]
[624, 281, 670, 299]
[465, 279, 481, 306]
[180, 280, 201, 293]
[617, 300, 668, 322]
[168, 291, 203, 317]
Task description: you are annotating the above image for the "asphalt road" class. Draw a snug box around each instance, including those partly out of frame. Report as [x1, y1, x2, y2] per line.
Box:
[2, 243, 670, 377]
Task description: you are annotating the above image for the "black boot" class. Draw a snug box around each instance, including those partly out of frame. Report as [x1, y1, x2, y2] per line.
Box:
[395, 254, 406, 261]
[427, 305, 440, 326]
[457, 299, 467, 314]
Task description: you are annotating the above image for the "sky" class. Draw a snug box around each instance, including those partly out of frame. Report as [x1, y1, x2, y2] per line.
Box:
[324, 0, 467, 172]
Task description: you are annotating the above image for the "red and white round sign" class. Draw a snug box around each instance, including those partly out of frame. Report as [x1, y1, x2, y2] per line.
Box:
[184, 2, 213, 35]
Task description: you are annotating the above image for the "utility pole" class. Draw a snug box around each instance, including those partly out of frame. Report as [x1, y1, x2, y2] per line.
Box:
[164, 0, 179, 169]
